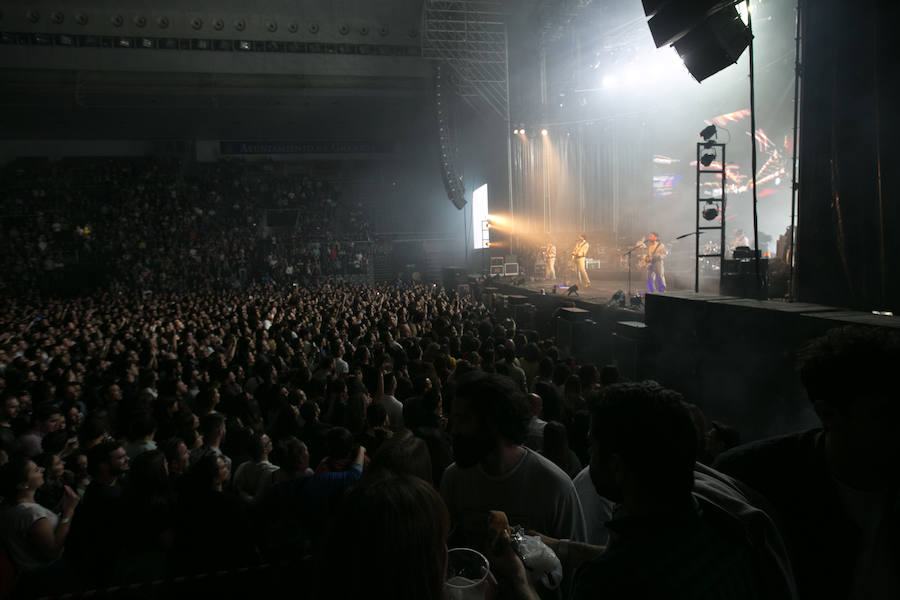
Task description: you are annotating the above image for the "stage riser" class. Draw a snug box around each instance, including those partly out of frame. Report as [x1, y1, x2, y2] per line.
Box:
[643, 293, 899, 441]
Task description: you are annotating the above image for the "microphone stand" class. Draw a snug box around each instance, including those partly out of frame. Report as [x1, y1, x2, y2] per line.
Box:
[675, 231, 703, 292]
[620, 242, 646, 302]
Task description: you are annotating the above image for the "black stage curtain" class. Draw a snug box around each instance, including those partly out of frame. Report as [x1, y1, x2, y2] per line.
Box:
[797, 0, 900, 311]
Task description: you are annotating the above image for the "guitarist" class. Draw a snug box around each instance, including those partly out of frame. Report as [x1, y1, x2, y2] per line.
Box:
[572, 234, 591, 287]
[644, 231, 667, 292]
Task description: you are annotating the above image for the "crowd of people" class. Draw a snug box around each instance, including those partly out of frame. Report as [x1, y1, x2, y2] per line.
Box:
[0, 158, 373, 299]
[0, 157, 898, 600]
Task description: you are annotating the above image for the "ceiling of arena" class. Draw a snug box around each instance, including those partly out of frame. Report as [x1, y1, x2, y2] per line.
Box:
[0, 0, 612, 138]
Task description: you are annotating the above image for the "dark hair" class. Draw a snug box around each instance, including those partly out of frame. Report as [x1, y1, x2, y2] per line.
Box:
[299, 401, 318, 423]
[40, 429, 68, 455]
[128, 410, 158, 441]
[325, 427, 355, 460]
[590, 381, 697, 498]
[798, 326, 900, 412]
[190, 452, 223, 491]
[199, 413, 225, 441]
[79, 415, 107, 446]
[523, 343, 541, 364]
[247, 432, 268, 462]
[34, 452, 58, 474]
[0, 456, 32, 506]
[383, 371, 397, 391]
[275, 436, 308, 475]
[453, 371, 530, 445]
[33, 402, 62, 425]
[365, 431, 433, 485]
[541, 421, 573, 476]
[366, 403, 387, 429]
[318, 474, 449, 600]
[159, 437, 186, 464]
[124, 450, 170, 505]
[87, 440, 122, 477]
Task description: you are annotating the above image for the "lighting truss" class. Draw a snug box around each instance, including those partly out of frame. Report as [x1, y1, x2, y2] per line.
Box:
[422, 0, 509, 121]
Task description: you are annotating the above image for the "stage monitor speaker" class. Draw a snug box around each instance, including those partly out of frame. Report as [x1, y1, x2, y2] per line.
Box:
[721, 259, 769, 299]
[558, 307, 590, 322]
[513, 303, 536, 329]
[507, 295, 528, 305]
[556, 317, 596, 359]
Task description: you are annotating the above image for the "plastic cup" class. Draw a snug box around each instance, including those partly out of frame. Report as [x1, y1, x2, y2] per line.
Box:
[445, 547, 490, 600]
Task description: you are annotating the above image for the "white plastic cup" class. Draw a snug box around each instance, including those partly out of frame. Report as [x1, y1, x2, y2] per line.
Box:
[445, 547, 490, 600]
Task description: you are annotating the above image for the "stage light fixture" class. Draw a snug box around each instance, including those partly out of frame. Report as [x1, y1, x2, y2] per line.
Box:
[700, 124, 716, 140]
[700, 152, 715, 167]
[541, 128, 548, 136]
[520, 129, 526, 135]
[567, 285, 579, 297]
[702, 201, 719, 221]
[513, 128, 519, 134]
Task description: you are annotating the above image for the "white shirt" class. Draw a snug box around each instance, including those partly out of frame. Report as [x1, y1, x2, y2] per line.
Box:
[0, 502, 60, 572]
[573, 466, 614, 546]
[378, 394, 405, 428]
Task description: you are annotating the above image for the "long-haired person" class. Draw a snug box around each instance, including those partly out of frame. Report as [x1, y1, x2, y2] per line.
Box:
[317, 474, 450, 600]
[0, 456, 80, 595]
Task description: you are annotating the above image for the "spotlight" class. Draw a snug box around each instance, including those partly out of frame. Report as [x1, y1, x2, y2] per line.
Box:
[700, 152, 715, 167]
[520, 128, 526, 135]
[700, 124, 717, 141]
[237, 40, 252, 51]
[602, 74, 618, 89]
[513, 128, 519, 134]
[702, 201, 719, 221]
[541, 128, 548, 136]
[567, 285, 579, 297]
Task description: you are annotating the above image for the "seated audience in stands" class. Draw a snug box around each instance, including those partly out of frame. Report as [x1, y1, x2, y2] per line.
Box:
[715, 326, 900, 599]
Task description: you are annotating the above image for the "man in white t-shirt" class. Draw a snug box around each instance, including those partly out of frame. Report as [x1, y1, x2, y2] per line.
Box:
[377, 371, 404, 428]
[441, 372, 587, 551]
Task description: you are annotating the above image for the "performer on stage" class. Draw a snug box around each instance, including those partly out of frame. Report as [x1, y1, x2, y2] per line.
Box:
[572, 234, 591, 287]
[645, 231, 666, 292]
[544, 239, 557, 281]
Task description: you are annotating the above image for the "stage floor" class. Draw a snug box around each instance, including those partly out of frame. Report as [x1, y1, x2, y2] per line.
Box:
[496, 273, 697, 305]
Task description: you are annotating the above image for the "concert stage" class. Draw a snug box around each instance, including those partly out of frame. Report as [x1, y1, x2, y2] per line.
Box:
[477, 277, 898, 442]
